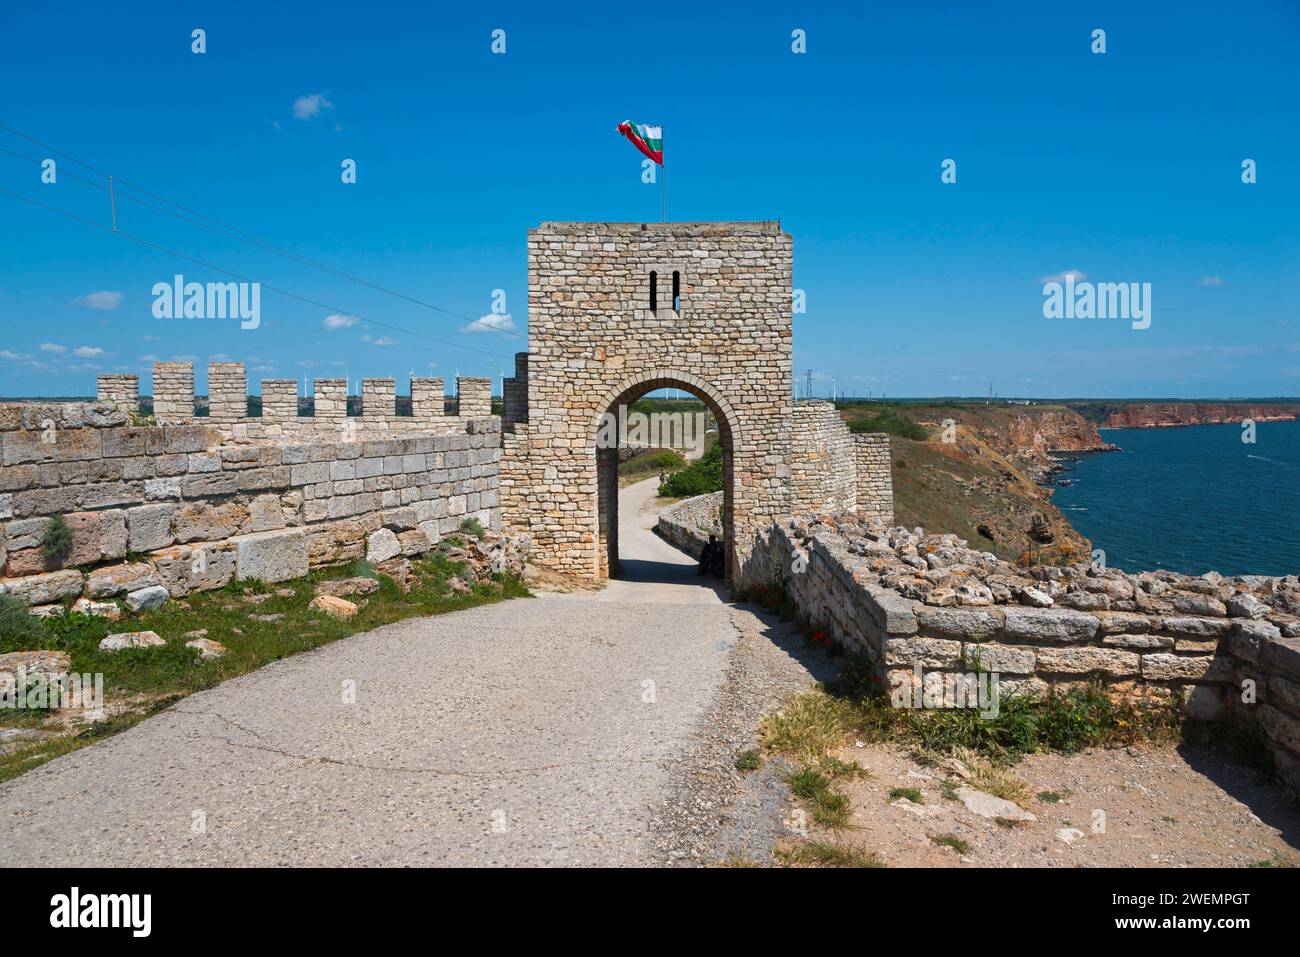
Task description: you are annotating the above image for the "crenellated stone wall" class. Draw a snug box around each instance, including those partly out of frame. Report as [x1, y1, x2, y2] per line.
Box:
[97, 363, 490, 441]
[750, 513, 1300, 798]
[2, 366, 505, 613]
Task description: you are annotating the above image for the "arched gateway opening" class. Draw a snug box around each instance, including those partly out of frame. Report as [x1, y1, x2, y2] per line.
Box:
[593, 376, 737, 581]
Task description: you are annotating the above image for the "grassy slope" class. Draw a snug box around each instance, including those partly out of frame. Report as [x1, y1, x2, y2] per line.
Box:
[839, 403, 1091, 563]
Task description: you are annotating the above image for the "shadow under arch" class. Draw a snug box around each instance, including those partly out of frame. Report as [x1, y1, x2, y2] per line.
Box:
[590, 371, 740, 582]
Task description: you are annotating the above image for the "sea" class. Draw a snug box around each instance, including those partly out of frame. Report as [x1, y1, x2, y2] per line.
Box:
[1051, 420, 1300, 578]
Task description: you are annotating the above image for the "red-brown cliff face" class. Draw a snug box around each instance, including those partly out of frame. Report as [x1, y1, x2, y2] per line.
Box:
[1101, 403, 1299, 428]
[1002, 411, 1117, 458]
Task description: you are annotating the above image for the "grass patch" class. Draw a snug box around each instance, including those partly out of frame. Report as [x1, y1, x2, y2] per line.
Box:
[789, 767, 852, 827]
[734, 749, 760, 772]
[826, 665, 1184, 766]
[0, 593, 46, 644]
[0, 552, 529, 782]
[889, 786, 923, 804]
[776, 841, 883, 868]
[1037, 790, 1065, 804]
[844, 407, 929, 441]
[760, 659, 1190, 803]
[928, 833, 970, 855]
[759, 693, 857, 766]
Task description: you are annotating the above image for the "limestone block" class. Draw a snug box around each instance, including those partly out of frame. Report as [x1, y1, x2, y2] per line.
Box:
[1034, 646, 1140, 677]
[233, 528, 309, 584]
[366, 528, 401, 564]
[1141, 653, 1234, 683]
[1002, 607, 1099, 643]
[883, 636, 962, 667]
[1162, 616, 1233, 639]
[918, 607, 1003, 641]
[127, 504, 175, 552]
[87, 562, 160, 598]
[0, 569, 85, 605]
[962, 642, 1035, 674]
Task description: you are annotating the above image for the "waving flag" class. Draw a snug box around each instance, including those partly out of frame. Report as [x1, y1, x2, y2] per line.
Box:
[617, 121, 663, 165]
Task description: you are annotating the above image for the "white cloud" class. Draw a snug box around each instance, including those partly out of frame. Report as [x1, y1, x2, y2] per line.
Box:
[1200, 275, 1224, 287]
[293, 93, 334, 120]
[139, 354, 160, 363]
[361, 334, 399, 347]
[322, 313, 359, 330]
[39, 342, 67, 354]
[74, 346, 106, 358]
[0, 350, 29, 361]
[76, 290, 124, 310]
[1039, 269, 1087, 285]
[462, 312, 516, 334]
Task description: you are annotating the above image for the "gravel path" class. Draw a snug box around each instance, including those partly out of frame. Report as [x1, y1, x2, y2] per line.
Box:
[0, 479, 824, 867]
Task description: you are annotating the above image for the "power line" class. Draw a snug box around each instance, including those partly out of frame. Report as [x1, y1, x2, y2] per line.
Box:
[0, 187, 511, 360]
[0, 122, 524, 338]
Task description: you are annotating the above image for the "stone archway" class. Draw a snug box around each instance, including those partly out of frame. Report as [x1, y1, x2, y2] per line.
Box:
[592, 373, 739, 581]
[499, 221, 795, 584]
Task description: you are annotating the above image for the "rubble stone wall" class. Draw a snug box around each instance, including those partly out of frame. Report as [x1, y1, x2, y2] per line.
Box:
[654, 491, 723, 559]
[0, 382, 502, 612]
[752, 514, 1300, 796]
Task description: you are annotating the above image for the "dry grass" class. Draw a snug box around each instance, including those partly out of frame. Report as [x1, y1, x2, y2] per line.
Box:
[776, 841, 883, 868]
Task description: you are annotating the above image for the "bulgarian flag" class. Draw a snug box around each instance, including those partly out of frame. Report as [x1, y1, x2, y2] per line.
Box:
[617, 121, 663, 165]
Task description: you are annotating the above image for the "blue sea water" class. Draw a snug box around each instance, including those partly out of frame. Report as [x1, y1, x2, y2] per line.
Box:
[1051, 421, 1300, 577]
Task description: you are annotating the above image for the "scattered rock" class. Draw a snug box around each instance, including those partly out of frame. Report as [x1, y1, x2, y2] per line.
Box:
[185, 637, 227, 660]
[314, 577, 380, 599]
[1227, 593, 1269, 620]
[99, 631, 166, 652]
[308, 594, 359, 620]
[71, 597, 122, 621]
[938, 757, 972, 780]
[125, 585, 169, 613]
[1056, 827, 1086, 844]
[954, 787, 1037, 823]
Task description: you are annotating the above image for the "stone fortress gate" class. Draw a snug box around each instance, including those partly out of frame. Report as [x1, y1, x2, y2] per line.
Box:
[500, 221, 893, 583]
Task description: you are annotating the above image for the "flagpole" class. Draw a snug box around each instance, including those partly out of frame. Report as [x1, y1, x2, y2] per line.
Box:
[661, 160, 666, 223]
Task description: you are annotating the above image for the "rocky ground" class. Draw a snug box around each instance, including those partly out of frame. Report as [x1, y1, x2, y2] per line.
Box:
[780, 741, 1300, 868]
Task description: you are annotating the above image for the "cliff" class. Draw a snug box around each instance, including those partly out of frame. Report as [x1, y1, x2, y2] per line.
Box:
[1097, 403, 1299, 429]
[838, 404, 1103, 566]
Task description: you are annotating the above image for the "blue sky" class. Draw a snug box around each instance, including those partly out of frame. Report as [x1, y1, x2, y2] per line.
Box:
[1, 0, 1297, 399]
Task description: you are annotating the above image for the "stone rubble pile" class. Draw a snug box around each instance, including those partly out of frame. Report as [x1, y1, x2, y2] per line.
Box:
[788, 513, 1300, 635]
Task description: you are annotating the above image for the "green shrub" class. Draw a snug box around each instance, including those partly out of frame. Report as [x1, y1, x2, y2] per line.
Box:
[659, 440, 723, 497]
[847, 409, 928, 441]
[0, 594, 45, 644]
[41, 515, 74, 566]
[459, 517, 486, 540]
